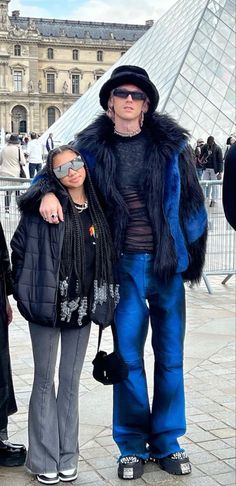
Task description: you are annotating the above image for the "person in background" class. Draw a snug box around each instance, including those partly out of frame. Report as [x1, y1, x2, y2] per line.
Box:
[46, 133, 54, 153]
[223, 141, 236, 231]
[22, 136, 29, 158]
[26, 132, 43, 178]
[0, 134, 26, 212]
[35, 65, 207, 481]
[194, 138, 205, 180]
[0, 221, 26, 467]
[5, 133, 11, 143]
[201, 135, 223, 207]
[224, 135, 236, 161]
[11, 145, 118, 485]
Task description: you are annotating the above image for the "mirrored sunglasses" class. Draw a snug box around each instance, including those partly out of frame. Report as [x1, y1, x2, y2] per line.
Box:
[53, 156, 84, 179]
[113, 88, 146, 101]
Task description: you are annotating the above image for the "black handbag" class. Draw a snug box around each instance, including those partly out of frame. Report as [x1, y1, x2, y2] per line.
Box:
[92, 326, 128, 385]
[18, 148, 26, 178]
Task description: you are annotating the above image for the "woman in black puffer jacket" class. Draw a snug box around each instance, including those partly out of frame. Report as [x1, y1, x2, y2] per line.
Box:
[11, 145, 118, 485]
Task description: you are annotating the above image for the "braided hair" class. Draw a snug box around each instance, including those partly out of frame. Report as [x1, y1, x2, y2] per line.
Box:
[46, 145, 118, 326]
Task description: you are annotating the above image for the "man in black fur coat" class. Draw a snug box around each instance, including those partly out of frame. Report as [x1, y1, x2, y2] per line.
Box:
[38, 66, 207, 480]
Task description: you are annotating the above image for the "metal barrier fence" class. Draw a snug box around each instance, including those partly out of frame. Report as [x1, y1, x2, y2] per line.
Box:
[0, 175, 31, 187]
[199, 180, 235, 293]
[0, 177, 31, 250]
[0, 178, 235, 294]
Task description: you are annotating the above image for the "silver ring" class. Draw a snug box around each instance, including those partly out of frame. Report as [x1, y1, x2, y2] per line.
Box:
[51, 214, 58, 219]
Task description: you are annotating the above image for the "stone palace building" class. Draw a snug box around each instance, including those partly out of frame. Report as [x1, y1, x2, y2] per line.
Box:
[0, 0, 151, 134]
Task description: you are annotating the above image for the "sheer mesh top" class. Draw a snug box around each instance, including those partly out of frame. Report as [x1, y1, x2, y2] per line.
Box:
[114, 132, 154, 253]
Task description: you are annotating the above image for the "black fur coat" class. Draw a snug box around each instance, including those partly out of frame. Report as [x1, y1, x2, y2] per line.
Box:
[36, 112, 207, 283]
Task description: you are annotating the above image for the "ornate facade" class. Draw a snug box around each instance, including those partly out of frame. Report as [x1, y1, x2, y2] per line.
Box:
[0, 0, 150, 134]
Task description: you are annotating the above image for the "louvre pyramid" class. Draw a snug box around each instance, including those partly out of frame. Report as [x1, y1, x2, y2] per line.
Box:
[41, 0, 235, 147]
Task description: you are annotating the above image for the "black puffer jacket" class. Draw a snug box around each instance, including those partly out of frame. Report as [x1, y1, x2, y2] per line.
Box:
[10, 185, 66, 327]
[201, 142, 223, 174]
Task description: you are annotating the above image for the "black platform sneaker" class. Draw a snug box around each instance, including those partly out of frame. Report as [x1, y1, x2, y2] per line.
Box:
[118, 455, 144, 480]
[158, 451, 191, 475]
[0, 440, 26, 467]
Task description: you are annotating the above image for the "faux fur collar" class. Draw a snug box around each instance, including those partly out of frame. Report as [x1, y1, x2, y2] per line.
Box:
[76, 112, 190, 158]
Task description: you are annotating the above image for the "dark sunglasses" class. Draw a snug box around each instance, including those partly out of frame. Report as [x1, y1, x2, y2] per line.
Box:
[53, 156, 84, 179]
[113, 88, 146, 101]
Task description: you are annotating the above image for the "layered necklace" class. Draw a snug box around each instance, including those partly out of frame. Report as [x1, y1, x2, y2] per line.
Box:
[74, 200, 88, 213]
[114, 127, 141, 137]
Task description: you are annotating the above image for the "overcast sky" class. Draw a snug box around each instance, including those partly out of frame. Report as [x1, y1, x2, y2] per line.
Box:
[9, 0, 177, 24]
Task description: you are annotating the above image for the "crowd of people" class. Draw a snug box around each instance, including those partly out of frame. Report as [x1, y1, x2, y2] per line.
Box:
[0, 64, 235, 485]
[192, 134, 235, 207]
[0, 132, 54, 212]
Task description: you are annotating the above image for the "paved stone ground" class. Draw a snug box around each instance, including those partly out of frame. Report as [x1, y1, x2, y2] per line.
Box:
[0, 276, 235, 486]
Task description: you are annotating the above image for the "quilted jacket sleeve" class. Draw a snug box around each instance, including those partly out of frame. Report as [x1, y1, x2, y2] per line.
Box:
[10, 216, 27, 299]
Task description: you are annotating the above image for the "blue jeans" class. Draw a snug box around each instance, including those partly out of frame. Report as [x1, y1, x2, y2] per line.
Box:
[203, 168, 217, 200]
[196, 167, 203, 180]
[113, 253, 186, 460]
[29, 163, 42, 179]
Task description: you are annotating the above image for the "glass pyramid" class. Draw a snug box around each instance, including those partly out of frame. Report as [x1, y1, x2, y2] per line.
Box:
[41, 0, 235, 147]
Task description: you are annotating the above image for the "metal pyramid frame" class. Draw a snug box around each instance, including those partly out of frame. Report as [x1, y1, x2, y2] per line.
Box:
[41, 0, 235, 147]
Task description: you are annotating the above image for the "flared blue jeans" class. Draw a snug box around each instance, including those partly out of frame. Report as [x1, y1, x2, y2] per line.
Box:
[113, 253, 186, 460]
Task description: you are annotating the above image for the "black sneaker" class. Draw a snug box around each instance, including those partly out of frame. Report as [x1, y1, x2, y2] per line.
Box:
[158, 451, 191, 475]
[36, 473, 59, 485]
[0, 440, 26, 467]
[118, 456, 144, 480]
[59, 468, 78, 482]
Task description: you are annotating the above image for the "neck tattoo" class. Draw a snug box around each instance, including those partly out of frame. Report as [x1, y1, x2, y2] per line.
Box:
[114, 127, 141, 137]
[74, 200, 88, 213]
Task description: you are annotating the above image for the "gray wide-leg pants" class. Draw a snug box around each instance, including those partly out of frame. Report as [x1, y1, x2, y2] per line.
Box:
[25, 322, 91, 474]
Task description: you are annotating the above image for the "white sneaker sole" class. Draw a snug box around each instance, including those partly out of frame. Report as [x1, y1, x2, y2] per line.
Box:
[59, 471, 78, 482]
[36, 475, 60, 485]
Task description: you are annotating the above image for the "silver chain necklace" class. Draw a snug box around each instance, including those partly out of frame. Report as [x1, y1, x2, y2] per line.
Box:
[114, 127, 141, 137]
[74, 200, 88, 213]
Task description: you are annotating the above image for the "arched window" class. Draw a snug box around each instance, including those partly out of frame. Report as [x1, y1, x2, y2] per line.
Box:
[72, 49, 79, 60]
[14, 44, 21, 56]
[11, 105, 27, 133]
[97, 50, 103, 62]
[47, 48, 54, 60]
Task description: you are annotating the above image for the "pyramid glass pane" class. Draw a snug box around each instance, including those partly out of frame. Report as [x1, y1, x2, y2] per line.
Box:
[41, 0, 235, 148]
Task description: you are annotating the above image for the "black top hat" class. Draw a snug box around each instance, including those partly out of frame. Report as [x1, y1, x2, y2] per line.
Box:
[8, 133, 20, 144]
[99, 65, 159, 113]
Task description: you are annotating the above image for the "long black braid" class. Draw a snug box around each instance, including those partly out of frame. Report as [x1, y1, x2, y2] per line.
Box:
[46, 145, 117, 318]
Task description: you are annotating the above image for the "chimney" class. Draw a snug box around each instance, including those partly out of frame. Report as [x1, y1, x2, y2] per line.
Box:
[145, 20, 154, 27]
[12, 10, 20, 18]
